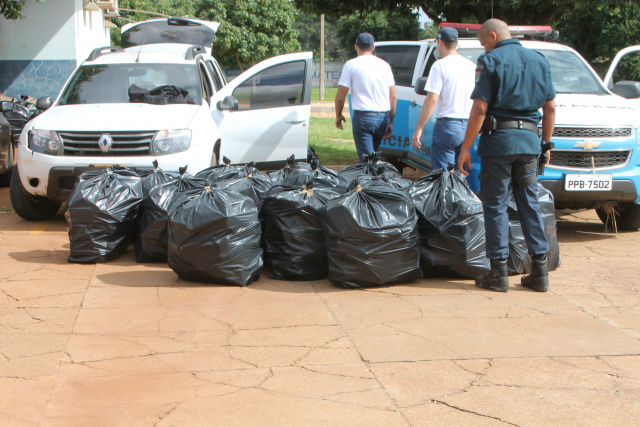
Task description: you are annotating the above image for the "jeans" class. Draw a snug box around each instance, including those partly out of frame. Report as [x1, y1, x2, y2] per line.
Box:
[479, 154, 549, 260]
[352, 110, 390, 162]
[431, 118, 467, 171]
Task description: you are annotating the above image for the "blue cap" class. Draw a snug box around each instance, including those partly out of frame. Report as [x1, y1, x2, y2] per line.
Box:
[356, 33, 375, 48]
[437, 27, 458, 42]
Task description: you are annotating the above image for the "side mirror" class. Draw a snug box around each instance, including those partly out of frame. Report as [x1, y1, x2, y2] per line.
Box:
[36, 96, 53, 110]
[414, 77, 428, 96]
[0, 101, 14, 113]
[613, 81, 640, 99]
[216, 95, 238, 111]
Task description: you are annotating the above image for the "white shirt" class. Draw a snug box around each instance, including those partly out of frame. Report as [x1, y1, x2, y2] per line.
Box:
[338, 55, 395, 112]
[426, 54, 476, 119]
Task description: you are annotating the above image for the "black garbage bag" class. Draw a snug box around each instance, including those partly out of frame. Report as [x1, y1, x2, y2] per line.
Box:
[195, 156, 242, 182]
[128, 84, 195, 105]
[409, 170, 490, 279]
[3, 95, 38, 145]
[167, 186, 263, 286]
[349, 171, 412, 192]
[269, 154, 313, 185]
[318, 178, 422, 288]
[67, 166, 144, 263]
[507, 183, 560, 275]
[214, 163, 272, 210]
[279, 156, 340, 190]
[135, 168, 208, 262]
[262, 181, 342, 280]
[140, 160, 181, 197]
[336, 151, 403, 192]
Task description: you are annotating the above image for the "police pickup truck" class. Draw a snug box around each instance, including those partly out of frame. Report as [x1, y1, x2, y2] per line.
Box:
[371, 23, 640, 230]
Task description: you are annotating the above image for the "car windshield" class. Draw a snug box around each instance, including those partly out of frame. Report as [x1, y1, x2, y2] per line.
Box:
[459, 47, 605, 95]
[58, 63, 203, 105]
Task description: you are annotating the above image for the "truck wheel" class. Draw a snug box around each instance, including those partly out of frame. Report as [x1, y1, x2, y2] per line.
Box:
[596, 203, 640, 231]
[0, 144, 13, 187]
[384, 156, 404, 174]
[9, 166, 61, 221]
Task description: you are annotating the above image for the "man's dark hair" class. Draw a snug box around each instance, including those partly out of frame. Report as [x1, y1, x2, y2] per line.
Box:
[441, 39, 457, 50]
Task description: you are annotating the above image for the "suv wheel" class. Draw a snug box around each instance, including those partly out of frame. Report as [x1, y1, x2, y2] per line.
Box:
[10, 166, 61, 221]
[0, 144, 13, 187]
[596, 202, 640, 231]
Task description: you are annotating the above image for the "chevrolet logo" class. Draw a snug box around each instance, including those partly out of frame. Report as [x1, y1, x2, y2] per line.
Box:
[574, 140, 601, 150]
[98, 133, 113, 152]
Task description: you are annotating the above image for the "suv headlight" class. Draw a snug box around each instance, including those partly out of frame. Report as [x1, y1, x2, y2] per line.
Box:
[28, 130, 63, 155]
[151, 129, 191, 155]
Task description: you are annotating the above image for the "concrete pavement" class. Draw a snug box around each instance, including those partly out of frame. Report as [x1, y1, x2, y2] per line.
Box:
[1, 186, 639, 427]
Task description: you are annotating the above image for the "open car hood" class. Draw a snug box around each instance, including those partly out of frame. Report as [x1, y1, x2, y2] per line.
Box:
[121, 18, 219, 54]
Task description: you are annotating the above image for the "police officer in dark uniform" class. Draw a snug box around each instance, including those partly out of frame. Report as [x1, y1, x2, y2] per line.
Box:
[458, 18, 556, 292]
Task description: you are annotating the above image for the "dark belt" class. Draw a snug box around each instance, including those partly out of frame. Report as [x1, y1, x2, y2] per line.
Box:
[495, 119, 539, 133]
[438, 117, 468, 122]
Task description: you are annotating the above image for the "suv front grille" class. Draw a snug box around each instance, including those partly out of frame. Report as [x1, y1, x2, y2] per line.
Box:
[549, 150, 631, 171]
[59, 131, 156, 156]
[552, 127, 633, 138]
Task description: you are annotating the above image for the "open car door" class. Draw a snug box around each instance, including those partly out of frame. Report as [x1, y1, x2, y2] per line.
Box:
[209, 52, 313, 167]
[603, 45, 640, 102]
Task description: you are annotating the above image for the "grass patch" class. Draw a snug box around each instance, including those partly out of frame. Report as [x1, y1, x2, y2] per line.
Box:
[309, 116, 358, 165]
[311, 87, 338, 102]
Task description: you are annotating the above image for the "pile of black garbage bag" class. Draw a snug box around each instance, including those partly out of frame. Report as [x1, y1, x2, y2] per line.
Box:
[64, 152, 560, 287]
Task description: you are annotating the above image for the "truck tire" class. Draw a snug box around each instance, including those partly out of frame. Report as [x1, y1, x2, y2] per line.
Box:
[9, 166, 61, 221]
[384, 156, 404, 175]
[596, 203, 640, 231]
[0, 144, 13, 187]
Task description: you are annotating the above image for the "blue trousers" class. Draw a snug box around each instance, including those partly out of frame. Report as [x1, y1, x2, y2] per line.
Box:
[479, 154, 549, 260]
[352, 110, 390, 162]
[432, 118, 467, 171]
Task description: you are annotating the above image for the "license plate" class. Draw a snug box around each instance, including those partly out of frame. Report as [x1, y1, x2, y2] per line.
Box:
[564, 174, 612, 191]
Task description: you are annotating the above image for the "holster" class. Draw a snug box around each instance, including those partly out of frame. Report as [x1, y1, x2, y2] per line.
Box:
[481, 115, 497, 134]
[537, 141, 555, 176]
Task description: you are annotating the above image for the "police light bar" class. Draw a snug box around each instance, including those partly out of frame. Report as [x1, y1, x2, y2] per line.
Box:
[439, 22, 553, 38]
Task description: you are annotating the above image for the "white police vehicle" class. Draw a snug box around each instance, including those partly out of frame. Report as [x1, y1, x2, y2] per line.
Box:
[372, 23, 640, 230]
[11, 17, 312, 220]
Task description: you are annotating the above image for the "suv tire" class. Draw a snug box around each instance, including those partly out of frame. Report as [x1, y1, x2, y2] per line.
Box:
[596, 202, 640, 231]
[10, 166, 61, 221]
[0, 143, 13, 187]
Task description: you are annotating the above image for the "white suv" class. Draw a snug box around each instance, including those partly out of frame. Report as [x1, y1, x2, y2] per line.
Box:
[11, 17, 312, 220]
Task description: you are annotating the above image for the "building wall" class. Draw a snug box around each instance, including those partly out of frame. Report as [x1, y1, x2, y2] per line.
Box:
[0, 0, 110, 99]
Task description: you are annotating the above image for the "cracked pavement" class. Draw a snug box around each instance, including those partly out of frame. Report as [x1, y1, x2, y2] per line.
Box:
[1, 188, 640, 427]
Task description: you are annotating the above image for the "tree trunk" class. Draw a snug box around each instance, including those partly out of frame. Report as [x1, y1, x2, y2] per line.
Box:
[235, 54, 244, 73]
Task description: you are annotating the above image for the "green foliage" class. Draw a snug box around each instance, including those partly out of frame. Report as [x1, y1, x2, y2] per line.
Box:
[556, 0, 640, 70]
[336, 9, 424, 55]
[195, 0, 300, 71]
[295, 0, 577, 25]
[1, 0, 43, 20]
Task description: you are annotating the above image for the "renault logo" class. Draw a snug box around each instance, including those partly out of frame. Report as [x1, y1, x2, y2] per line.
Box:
[98, 134, 113, 152]
[574, 140, 601, 150]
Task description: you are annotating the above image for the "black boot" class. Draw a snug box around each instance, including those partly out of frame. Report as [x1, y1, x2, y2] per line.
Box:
[475, 259, 509, 292]
[521, 254, 549, 292]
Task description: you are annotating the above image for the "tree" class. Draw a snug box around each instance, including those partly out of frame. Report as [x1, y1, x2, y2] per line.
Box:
[195, 0, 300, 71]
[294, 0, 580, 26]
[556, 0, 640, 70]
[336, 9, 424, 56]
[1, 0, 43, 20]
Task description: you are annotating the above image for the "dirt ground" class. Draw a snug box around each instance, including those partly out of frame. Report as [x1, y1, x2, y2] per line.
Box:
[1, 185, 639, 427]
